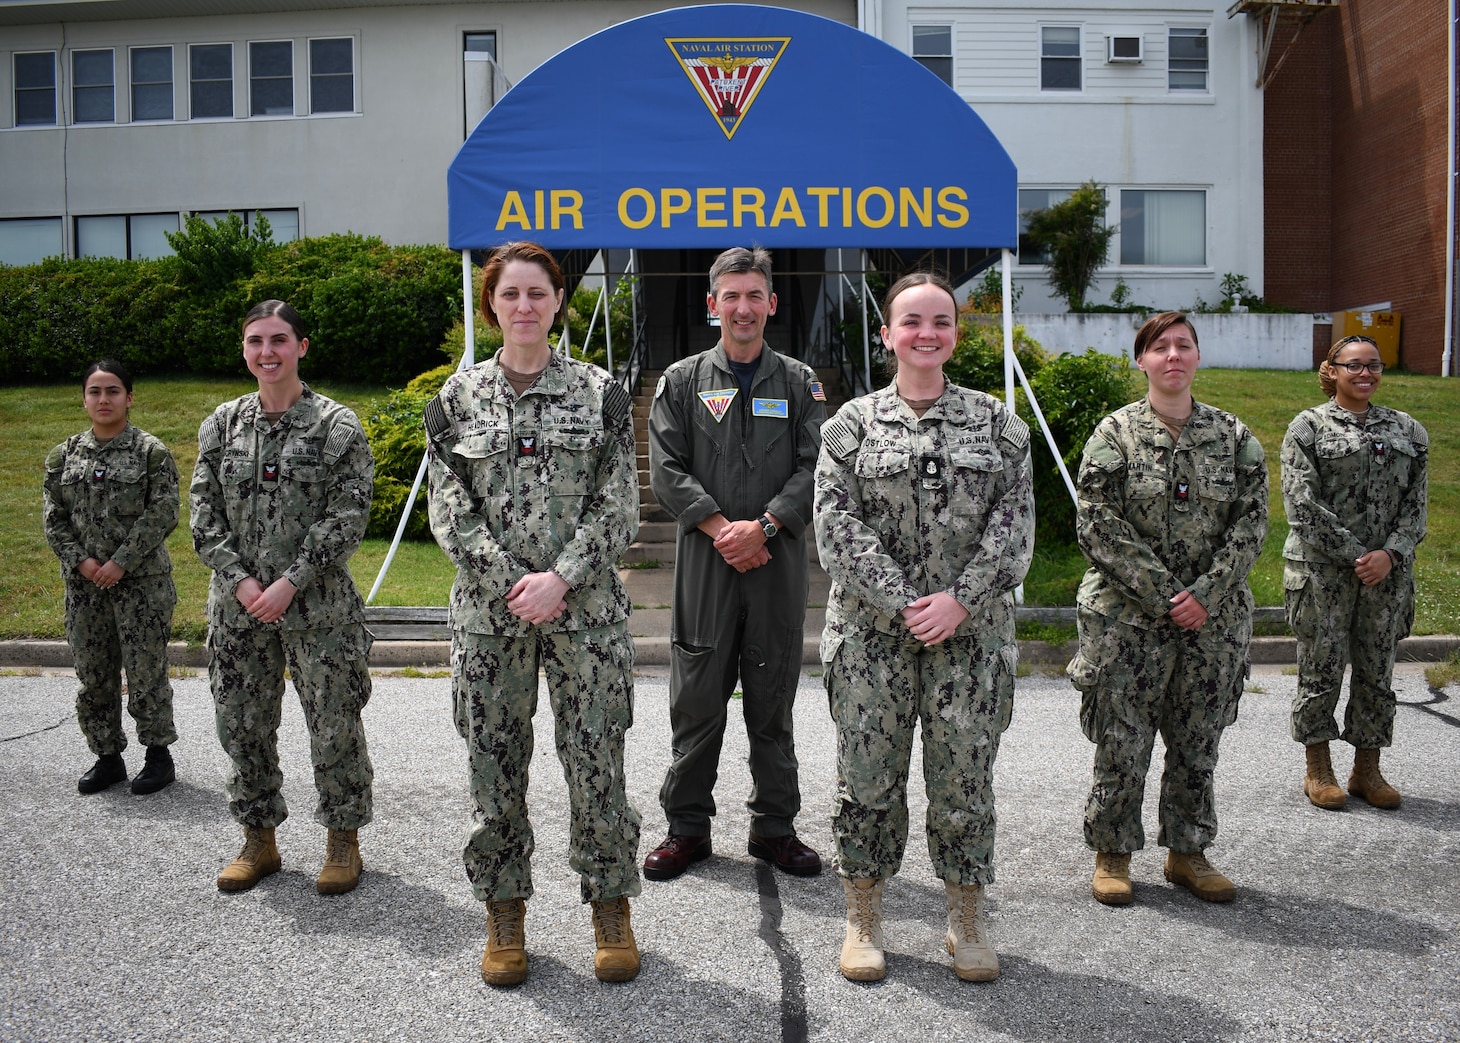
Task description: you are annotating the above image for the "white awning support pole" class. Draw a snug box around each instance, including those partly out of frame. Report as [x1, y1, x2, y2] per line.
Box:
[1001, 249, 1023, 604]
[861, 252, 873, 391]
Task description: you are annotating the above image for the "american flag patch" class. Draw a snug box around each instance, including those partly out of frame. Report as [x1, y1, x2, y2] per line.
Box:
[809, 380, 826, 402]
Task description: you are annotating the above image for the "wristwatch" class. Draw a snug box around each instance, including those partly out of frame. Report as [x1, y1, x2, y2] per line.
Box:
[757, 514, 778, 539]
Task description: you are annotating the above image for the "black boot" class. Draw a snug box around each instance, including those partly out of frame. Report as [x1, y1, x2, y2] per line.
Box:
[78, 753, 127, 794]
[130, 745, 176, 795]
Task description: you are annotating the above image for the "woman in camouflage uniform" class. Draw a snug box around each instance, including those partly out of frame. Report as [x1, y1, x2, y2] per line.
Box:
[814, 273, 1035, 984]
[44, 360, 180, 796]
[1283, 334, 1427, 811]
[1069, 311, 1268, 907]
[425, 242, 642, 987]
[192, 300, 376, 897]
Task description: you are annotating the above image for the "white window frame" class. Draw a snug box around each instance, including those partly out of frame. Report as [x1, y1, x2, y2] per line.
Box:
[248, 39, 294, 117]
[1118, 188, 1208, 267]
[1040, 25, 1082, 92]
[308, 36, 355, 114]
[1168, 26, 1209, 93]
[189, 42, 234, 120]
[14, 51, 58, 127]
[910, 24, 953, 87]
[72, 48, 116, 124]
[130, 45, 174, 122]
[463, 30, 501, 137]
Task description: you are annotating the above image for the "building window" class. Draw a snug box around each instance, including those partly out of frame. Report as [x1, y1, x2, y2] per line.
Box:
[14, 52, 57, 126]
[1120, 190, 1206, 266]
[0, 217, 62, 265]
[190, 44, 233, 118]
[195, 208, 300, 243]
[463, 32, 499, 137]
[75, 213, 178, 259]
[131, 46, 173, 121]
[1017, 188, 1075, 264]
[1040, 27, 1081, 91]
[249, 41, 293, 116]
[309, 37, 354, 113]
[911, 25, 953, 87]
[1169, 28, 1209, 91]
[73, 49, 115, 123]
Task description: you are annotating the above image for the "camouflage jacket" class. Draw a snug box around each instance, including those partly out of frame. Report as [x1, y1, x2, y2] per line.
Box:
[1075, 399, 1268, 629]
[425, 351, 637, 635]
[191, 385, 373, 629]
[44, 424, 178, 580]
[1281, 400, 1427, 567]
[815, 383, 1035, 641]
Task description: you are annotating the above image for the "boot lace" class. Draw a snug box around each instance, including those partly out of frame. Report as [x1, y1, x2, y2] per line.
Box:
[325, 831, 351, 866]
[1184, 853, 1216, 876]
[953, 888, 985, 944]
[849, 885, 879, 942]
[239, 828, 267, 862]
[594, 899, 629, 945]
[487, 901, 523, 947]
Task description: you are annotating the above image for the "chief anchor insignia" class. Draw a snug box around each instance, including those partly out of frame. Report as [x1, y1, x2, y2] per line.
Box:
[665, 36, 791, 140]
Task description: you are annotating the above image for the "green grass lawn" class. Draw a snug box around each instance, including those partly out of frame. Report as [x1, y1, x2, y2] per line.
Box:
[2, 368, 1456, 638]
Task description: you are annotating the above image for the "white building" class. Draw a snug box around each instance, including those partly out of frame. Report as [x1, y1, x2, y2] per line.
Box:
[2, 0, 1261, 317]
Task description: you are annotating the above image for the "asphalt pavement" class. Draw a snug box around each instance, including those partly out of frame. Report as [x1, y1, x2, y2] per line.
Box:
[2, 663, 1457, 1043]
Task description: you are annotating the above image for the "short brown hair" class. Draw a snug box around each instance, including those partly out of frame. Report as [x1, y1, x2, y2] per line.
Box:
[1133, 311, 1198, 359]
[479, 241, 566, 328]
[708, 246, 773, 297]
[1320, 334, 1379, 398]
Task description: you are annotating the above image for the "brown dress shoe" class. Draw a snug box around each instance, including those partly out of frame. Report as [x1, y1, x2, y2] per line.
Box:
[748, 832, 822, 876]
[643, 834, 711, 881]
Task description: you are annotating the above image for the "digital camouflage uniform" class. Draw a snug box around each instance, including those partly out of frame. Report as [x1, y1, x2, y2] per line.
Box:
[426, 351, 642, 904]
[1068, 400, 1267, 855]
[814, 384, 1034, 885]
[191, 385, 375, 831]
[648, 342, 825, 838]
[44, 424, 179, 757]
[1282, 401, 1428, 749]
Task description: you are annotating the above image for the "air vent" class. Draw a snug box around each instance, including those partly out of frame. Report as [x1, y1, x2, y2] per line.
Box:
[1107, 35, 1143, 63]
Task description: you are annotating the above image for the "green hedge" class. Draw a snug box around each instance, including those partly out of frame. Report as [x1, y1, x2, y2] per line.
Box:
[0, 218, 462, 385]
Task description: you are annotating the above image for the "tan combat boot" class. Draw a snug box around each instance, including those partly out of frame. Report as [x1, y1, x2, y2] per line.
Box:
[1164, 850, 1235, 902]
[1350, 748, 1401, 809]
[945, 881, 999, 982]
[316, 828, 362, 895]
[1092, 852, 1133, 906]
[1304, 742, 1347, 810]
[481, 898, 527, 986]
[216, 826, 281, 892]
[591, 896, 640, 982]
[840, 878, 886, 982]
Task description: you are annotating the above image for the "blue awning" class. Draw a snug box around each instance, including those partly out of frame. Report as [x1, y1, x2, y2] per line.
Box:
[447, 4, 1016, 252]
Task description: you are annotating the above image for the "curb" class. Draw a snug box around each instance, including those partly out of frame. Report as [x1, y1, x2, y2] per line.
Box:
[2, 634, 1456, 670]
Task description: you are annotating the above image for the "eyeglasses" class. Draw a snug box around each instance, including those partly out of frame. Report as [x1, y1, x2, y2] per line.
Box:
[1335, 361, 1384, 375]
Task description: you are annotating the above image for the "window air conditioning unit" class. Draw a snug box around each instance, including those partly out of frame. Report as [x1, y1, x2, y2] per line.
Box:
[1107, 35, 1143, 63]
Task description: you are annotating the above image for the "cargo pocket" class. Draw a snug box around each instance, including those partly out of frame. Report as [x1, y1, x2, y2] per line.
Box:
[1067, 650, 1103, 742]
[1282, 562, 1315, 641]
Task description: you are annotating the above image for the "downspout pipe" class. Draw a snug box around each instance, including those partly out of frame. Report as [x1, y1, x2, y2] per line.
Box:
[1445, 0, 1457, 376]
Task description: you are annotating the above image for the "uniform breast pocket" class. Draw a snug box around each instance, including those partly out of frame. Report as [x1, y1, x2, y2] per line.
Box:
[1315, 433, 1363, 462]
[542, 423, 605, 498]
[1385, 437, 1419, 489]
[854, 448, 912, 512]
[282, 461, 329, 512]
[108, 465, 147, 516]
[1125, 471, 1166, 501]
[949, 446, 1003, 500]
[454, 431, 512, 501]
[1197, 464, 1237, 502]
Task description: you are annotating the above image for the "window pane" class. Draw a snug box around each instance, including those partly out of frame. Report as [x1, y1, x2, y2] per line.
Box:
[73, 49, 113, 86]
[1120, 190, 1205, 265]
[73, 50, 114, 123]
[1042, 26, 1080, 57]
[16, 53, 58, 125]
[15, 89, 57, 125]
[191, 44, 234, 119]
[310, 38, 353, 113]
[1018, 188, 1073, 264]
[15, 52, 55, 89]
[76, 215, 128, 259]
[912, 24, 952, 86]
[74, 86, 114, 122]
[1169, 28, 1208, 91]
[0, 217, 63, 265]
[464, 32, 496, 57]
[915, 56, 953, 86]
[132, 46, 173, 121]
[250, 41, 293, 115]
[256, 209, 299, 242]
[130, 214, 178, 259]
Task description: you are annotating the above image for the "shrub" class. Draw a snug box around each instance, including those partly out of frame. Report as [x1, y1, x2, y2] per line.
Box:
[166, 212, 275, 291]
[362, 363, 456, 540]
[1025, 181, 1116, 311]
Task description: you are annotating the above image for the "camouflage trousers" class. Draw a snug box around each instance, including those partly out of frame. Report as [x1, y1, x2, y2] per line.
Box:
[1285, 559, 1414, 749]
[825, 626, 1016, 885]
[208, 623, 374, 830]
[1070, 608, 1248, 855]
[452, 624, 642, 904]
[65, 574, 177, 757]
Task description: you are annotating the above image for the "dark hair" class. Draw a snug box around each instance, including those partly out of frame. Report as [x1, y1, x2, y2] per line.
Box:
[479, 241, 566, 328]
[1320, 334, 1380, 398]
[882, 271, 958, 320]
[82, 359, 133, 394]
[708, 246, 774, 296]
[1133, 311, 1198, 359]
[241, 299, 307, 340]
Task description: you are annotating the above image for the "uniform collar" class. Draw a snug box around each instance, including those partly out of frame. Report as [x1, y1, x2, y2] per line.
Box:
[1133, 397, 1220, 447]
[711, 341, 778, 389]
[80, 422, 136, 452]
[871, 380, 967, 425]
[489, 348, 571, 399]
[245, 383, 315, 428]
